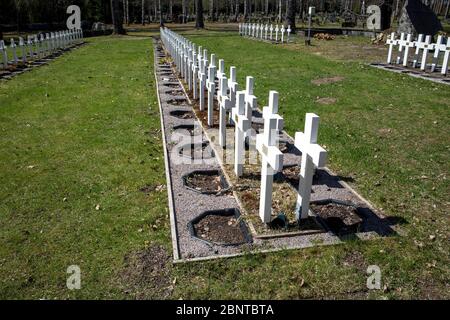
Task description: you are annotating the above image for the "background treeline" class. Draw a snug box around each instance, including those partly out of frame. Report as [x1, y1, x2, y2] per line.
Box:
[1, 0, 449, 27]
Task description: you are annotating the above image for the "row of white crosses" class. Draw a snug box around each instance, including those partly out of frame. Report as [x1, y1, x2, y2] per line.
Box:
[386, 32, 450, 76]
[160, 27, 328, 224]
[239, 23, 292, 44]
[0, 29, 83, 70]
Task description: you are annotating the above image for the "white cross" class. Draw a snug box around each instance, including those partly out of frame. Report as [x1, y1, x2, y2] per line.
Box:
[395, 33, 406, 64]
[440, 38, 450, 75]
[217, 59, 225, 80]
[270, 24, 274, 40]
[191, 47, 198, 99]
[27, 36, 34, 59]
[198, 53, 207, 111]
[45, 33, 51, 54]
[294, 113, 328, 220]
[431, 36, 450, 74]
[0, 41, 8, 69]
[232, 91, 251, 177]
[207, 54, 217, 126]
[265, 24, 268, 40]
[412, 34, 424, 68]
[275, 25, 279, 42]
[260, 24, 264, 40]
[418, 35, 432, 71]
[281, 25, 285, 43]
[256, 91, 284, 223]
[401, 34, 415, 67]
[243, 76, 257, 143]
[10, 39, 18, 64]
[252, 24, 256, 37]
[386, 32, 397, 64]
[287, 25, 292, 42]
[219, 76, 233, 148]
[19, 37, 27, 63]
[34, 35, 41, 59]
[228, 66, 239, 109]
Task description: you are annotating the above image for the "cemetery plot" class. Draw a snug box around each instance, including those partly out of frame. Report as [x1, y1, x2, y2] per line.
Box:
[0, 29, 84, 81]
[371, 32, 450, 85]
[239, 23, 292, 44]
[156, 28, 401, 262]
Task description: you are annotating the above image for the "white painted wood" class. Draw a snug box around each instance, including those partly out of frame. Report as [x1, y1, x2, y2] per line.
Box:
[281, 25, 285, 43]
[420, 35, 432, 71]
[270, 24, 274, 40]
[402, 34, 415, 67]
[228, 66, 239, 109]
[232, 91, 251, 177]
[412, 34, 424, 68]
[441, 38, 450, 75]
[0, 41, 7, 69]
[396, 32, 406, 64]
[219, 76, 233, 148]
[294, 113, 327, 220]
[275, 25, 279, 42]
[207, 56, 217, 126]
[265, 24, 269, 40]
[386, 32, 397, 64]
[10, 39, 18, 64]
[287, 25, 291, 42]
[19, 37, 27, 63]
[256, 91, 284, 223]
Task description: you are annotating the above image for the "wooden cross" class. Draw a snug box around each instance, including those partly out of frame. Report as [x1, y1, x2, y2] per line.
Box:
[281, 25, 285, 43]
[219, 76, 233, 148]
[207, 54, 217, 126]
[260, 24, 264, 40]
[256, 91, 284, 223]
[418, 35, 432, 71]
[242, 76, 257, 143]
[412, 34, 424, 68]
[198, 52, 207, 111]
[19, 37, 27, 63]
[265, 24, 268, 40]
[270, 24, 274, 40]
[228, 66, 239, 109]
[287, 25, 292, 42]
[275, 25, 280, 42]
[0, 41, 7, 69]
[431, 36, 450, 74]
[401, 34, 415, 67]
[217, 59, 225, 81]
[27, 36, 34, 59]
[395, 32, 406, 64]
[294, 113, 328, 220]
[232, 91, 251, 177]
[10, 39, 18, 65]
[386, 32, 397, 64]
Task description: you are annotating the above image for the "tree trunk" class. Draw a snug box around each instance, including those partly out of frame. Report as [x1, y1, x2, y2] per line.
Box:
[159, 0, 164, 26]
[169, 0, 173, 20]
[142, 0, 145, 25]
[278, 0, 282, 22]
[195, 0, 205, 28]
[210, 0, 215, 21]
[445, 0, 450, 19]
[111, 0, 126, 34]
[285, 0, 296, 32]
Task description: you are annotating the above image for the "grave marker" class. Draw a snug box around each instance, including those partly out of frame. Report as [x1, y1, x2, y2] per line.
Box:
[430, 36, 450, 74]
[396, 33, 406, 64]
[10, 39, 18, 65]
[207, 54, 217, 126]
[275, 25, 279, 42]
[265, 24, 268, 40]
[294, 113, 327, 220]
[281, 25, 285, 43]
[256, 91, 284, 223]
[232, 91, 251, 177]
[228, 66, 239, 109]
[412, 34, 424, 68]
[19, 37, 27, 63]
[402, 34, 415, 67]
[386, 32, 397, 64]
[440, 38, 450, 75]
[0, 41, 8, 69]
[219, 76, 233, 148]
[418, 35, 432, 70]
[287, 25, 292, 42]
[270, 24, 274, 40]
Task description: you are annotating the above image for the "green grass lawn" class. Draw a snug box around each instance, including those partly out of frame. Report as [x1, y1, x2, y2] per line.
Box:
[0, 32, 448, 299]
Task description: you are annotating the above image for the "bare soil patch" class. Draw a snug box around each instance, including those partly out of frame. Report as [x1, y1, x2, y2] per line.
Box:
[185, 171, 227, 194]
[194, 214, 247, 245]
[312, 76, 344, 86]
[120, 245, 173, 299]
[316, 97, 337, 105]
[312, 202, 363, 235]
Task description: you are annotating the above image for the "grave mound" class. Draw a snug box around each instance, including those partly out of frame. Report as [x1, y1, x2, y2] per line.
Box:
[316, 97, 337, 105]
[183, 170, 230, 195]
[311, 200, 363, 235]
[189, 209, 251, 246]
[169, 110, 194, 119]
[311, 76, 344, 86]
[167, 98, 188, 106]
[178, 141, 215, 160]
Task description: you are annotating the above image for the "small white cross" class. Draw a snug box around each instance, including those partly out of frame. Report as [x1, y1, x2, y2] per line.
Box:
[270, 24, 274, 40]
[219, 76, 233, 148]
[401, 34, 415, 67]
[27, 36, 34, 59]
[395, 33, 406, 64]
[412, 34, 424, 68]
[386, 32, 398, 64]
[275, 25, 279, 42]
[228, 66, 239, 109]
[19, 37, 27, 63]
[294, 113, 328, 220]
[265, 24, 269, 40]
[198, 52, 207, 111]
[10, 39, 18, 64]
[207, 54, 217, 126]
[260, 24, 264, 40]
[256, 91, 284, 223]
[431, 36, 450, 74]
[232, 91, 251, 177]
[440, 38, 450, 75]
[287, 25, 292, 42]
[418, 35, 432, 71]
[281, 25, 285, 43]
[0, 41, 8, 69]
[217, 59, 225, 81]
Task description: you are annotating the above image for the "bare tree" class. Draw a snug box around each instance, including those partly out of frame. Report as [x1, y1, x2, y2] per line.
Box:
[195, 0, 204, 28]
[142, 0, 145, 25]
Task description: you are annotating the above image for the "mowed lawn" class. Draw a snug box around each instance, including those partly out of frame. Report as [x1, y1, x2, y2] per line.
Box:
[0, 32, 449, 299]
